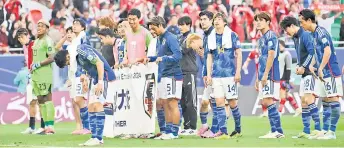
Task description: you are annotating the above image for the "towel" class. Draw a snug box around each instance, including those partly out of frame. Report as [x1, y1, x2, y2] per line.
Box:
[208, 26, 232, 51]
[68, 31, 86, 78]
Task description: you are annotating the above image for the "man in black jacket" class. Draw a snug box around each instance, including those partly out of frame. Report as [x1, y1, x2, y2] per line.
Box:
[177, 16, 198, 135]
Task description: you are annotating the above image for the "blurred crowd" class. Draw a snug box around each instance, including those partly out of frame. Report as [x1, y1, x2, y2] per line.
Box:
[0, 0, 343, 54]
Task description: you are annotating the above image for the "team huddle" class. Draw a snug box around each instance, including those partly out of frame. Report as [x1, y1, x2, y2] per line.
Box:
[17, 8, 342, 146]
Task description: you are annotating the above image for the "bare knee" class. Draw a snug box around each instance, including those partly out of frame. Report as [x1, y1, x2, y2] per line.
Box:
[304, 94, 315, 105]
[30, 100, 38, 107]
[228, 99, 237, 108]
[262, 98, 274, 107]
[215, 98, 225, 107]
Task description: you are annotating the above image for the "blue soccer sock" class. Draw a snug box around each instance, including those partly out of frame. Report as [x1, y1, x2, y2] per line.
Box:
[178, 100, 183, 126]
[217, 106, 228, 135]
[267, 104, 277, 133]
[322, 101, 331, 131]
[200, 112, 208, 125]
[309, 103, 321, 131]
[301, 108, 311, 134]
[166, 122, 172, 134]
[231, 106, 241, 133]
[89, 112, 97, 139]
[157, 110, 166, 133]
[330, 101, 341, 132]
[95, 111, 105, 141]
[172, 124, 179, 136]
[80, 107, 90, 130]
[211, 100, 219, 133]
[268, 104, 283, 134]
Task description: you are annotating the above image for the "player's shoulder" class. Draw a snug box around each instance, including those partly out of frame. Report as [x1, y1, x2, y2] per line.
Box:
[265, 30, 278, 40]
[315, 26, 330, 37]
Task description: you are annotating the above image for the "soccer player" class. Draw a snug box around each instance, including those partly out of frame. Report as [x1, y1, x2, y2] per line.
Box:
[206, 13, 242, 139]
[280, 16, 318, 139]
[177, 16, 198, 135]
[197, 10, 220, 138]
[299, 9, 342, 140]
[16, 28, 46, 134]
[31, 19, 56, 134]
[254, 12, 284, 139]
[66, 19, 92, 135]
[278, 40, 301, 116]
[126, 9, 152, 64]
[54, 44, 116, 146]
[146, 16, 182, 140]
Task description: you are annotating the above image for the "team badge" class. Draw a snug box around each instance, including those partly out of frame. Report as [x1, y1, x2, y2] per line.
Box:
[236, 40, 241, 46]
[322, 38, 328, 44]
[218, 44, 225, 54]
[162, 39, 166, 45]
[87, 55, 94, 61]
[268, 41, 273, 47]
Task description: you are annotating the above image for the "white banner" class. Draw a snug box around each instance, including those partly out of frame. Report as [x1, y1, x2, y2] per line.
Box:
[104, 63, 158, 137]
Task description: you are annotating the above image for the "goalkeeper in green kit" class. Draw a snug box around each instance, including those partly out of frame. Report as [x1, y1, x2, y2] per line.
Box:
[31, 19, 56, 134]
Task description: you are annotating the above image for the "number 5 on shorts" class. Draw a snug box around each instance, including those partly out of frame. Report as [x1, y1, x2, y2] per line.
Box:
[167, 84, 171, 95]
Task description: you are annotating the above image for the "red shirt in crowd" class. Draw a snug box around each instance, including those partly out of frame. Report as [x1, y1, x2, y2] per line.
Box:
[5, 0, 22, 20]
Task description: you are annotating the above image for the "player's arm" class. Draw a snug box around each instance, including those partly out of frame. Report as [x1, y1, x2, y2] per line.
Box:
[55, 36, 67, 51]
[233, 33, 242, 82]
[301, 34, 315, 68]
[264, 38, 277, 78]
[40, 39, 55, 66]
[206, 52, 213, 85]
[284, 52, 292, 82]
[145, 30, 153, 48]
[161, 36, 182, 62]
[318, 36, 331, 72]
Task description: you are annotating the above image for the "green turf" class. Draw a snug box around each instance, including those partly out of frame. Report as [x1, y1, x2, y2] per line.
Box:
[0, 115, 344, 147]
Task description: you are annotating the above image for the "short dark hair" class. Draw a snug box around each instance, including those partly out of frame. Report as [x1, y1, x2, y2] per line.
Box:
[88, 26, 98, 35]
[213, 13, 228, 24]
[254, 11, 271, 23]
[118, 18, 128, 25]
[128, 8, 141, 19]
[148, 16, 166, 28]
[97, 28, 115, 37]
[15, 28, 29, 39]
[199, 10, 214, 20]
[60, 17, 67, 22]
[279, 39, 285, 47]
[299, 9, 316, 23]
[54, 50, 69, 68]
[178, 16, 192, 27]
[66, 26, 73, 32]
[174, 3, 181, 9]
[280, 16, 299, 30]
[73, 18, 86, 30]
[53, 18, 61, 26]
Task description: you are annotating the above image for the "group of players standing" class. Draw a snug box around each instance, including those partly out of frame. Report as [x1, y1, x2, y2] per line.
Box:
[16, 7, 342, 146]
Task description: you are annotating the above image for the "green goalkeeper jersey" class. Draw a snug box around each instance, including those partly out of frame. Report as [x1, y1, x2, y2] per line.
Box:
[32, 35, 55, 83]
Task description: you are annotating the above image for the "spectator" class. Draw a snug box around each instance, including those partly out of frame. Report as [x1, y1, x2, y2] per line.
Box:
[183, 0, 201, 25]
[0, 22, 9, 54]
[100, 2, 111, 17]
[48, 18, 63, 44]
[317, 10, 342, 35]
[174, 4, 183, 18]
[6, 13, 16, 32]
[339, 18, 344, 47]
[162, 0, 175, 23]
[167, 15, 180, 36]
[0, 0, 6, 25]
[97, 16, 116, 30]
[8, 21, 22, 48]
[72, 0, 84, 18]
[89, 0, 100, 19]
[26, 21, 35, 39]
[50, 9, 61, 25]
[60, 17, 67, 29]
[13, 60, 29, 93]
[82, 9, 93, 25]
[5, 0, 22, 20]
[88, 26, 101, 50]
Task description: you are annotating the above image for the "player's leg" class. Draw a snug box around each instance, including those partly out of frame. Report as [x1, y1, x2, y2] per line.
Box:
[179, 74, 197, 136]
[44, 91, 56, 134]
[167, 79, 182, 139]
[259, 81, 283, 138]
[306, 78, 323, 139]
[198, 99, 209, 136]
[71, 99, 83, 134]
[22, 100, 38, 134]
[212, 78, 229, 139]
[318, 77, 342, 140]
[321, 98, 331, 134]
[226, 78, 241, 138]
[32, 81, 49, 135]
[75, 96, 91, 134]
[156, 99, 165, 135]
[278, 87, 287, 113]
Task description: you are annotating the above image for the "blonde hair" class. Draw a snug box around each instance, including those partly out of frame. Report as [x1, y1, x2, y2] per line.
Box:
[186, 34, 202, 48]
[97, 16, 117, 30]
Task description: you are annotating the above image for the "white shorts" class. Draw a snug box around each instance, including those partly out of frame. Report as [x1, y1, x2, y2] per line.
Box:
[69, 77, 88, 99]
[299, 75, 317, 97]
[26, 80, 37, 104]
[212, 77, 238, 100]
[258, 80, 280, 100]
[88, 79, 108, 104]
[158, 77, 182, 99]
[316, 77, 343, 98]
[202, 86, 214, 100]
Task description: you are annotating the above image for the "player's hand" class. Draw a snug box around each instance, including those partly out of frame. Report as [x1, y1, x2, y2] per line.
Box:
[296, 66, 305, 75]
[206, 76, 212, 86]
[255, 80, 259, 91]
[234, 73, 241, 82]
[30, 62, 41, 72]
[82, 79, 89, 93]
[143, 58, 150, 64]
[318, 68, 325, 82]
[156, 57, 163, 63]
[203, 76, 207, 87]
[309, 65, 317, 78]
[261, 74, 268, 87]
[95, 80, 104, 96]
[114, 64, 120, 69]
[80, 74, 87, 82]
[65, 79, 72, 88]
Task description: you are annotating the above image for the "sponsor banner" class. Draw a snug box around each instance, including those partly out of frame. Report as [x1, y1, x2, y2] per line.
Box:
[0, 91, 74, 125]
[310, 4, 344, 11]
[104, 63, 158, 137]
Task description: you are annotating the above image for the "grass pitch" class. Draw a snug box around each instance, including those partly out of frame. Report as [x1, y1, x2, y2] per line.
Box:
[0, 115, 344, 147]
